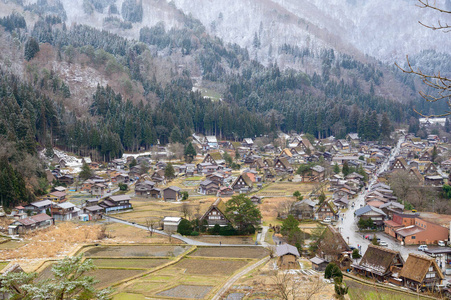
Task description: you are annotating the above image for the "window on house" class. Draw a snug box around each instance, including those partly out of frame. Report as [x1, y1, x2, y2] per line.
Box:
[411, 236, 416, 239]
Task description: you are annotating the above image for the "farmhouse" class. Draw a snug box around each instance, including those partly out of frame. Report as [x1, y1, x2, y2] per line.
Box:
[399, 254, 444, 290]
[231, 173, 253, 192]
[316, 200, 338, 221]
[352, 244, 404, 282]
[199, 198, 231, 227]
[310, 257, 329, 271]
[100, 195, 132, 213]
[199, 179, 220, 195]
[51, 202, 79, 221]
[8, 213, 54, 235]
[163, 186, 182, 201]
[276, 244, 300, 269]
[355, 205, 386, 229]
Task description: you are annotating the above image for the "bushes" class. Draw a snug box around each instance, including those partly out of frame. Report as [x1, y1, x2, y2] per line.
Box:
[177, 219, 193, 236]
[325, 262, 348, 297]
[352, 248, 361, 259]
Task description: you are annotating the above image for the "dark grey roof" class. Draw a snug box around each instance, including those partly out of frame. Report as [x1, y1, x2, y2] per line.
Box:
[355, 205, 386, 217]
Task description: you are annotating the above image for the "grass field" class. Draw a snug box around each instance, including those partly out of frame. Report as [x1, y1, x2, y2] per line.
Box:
[103, 223, 183, 244]
[88, 269, 147, 288]
[190, 246, 268, 259]
[0, 240, 26, 250]
[257, 181, 320, 196]
[0, 261, 9, 271]
[188, 235, 255, 245]
[111, 246, 270, 299]
[83, 245, 190, 258]
[346, 279, 431, 300]
[92, 258, 170, 269]
[172, 258, 249, 276]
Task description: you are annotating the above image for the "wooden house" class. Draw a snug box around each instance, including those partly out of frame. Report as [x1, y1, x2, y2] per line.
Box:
[231, 173, 253, 192]
[399, 254, 444, 291]
[100, 195, 132, 213]
[250, 195, 262, 205]
[217, 186, 234, 196]
[290, 199, 316, 220]
[91, 183, 106, 196]
[162, 216, 182, 232]
[199, 180, 220, 195]
[352, 244, 404, 282]
[202, 153, 218, 165]
[316, 200, 338, 221]
[51, 202, 79, 221]
[390, 157, 408, 171]
[276, 244, 300, 270]
[297, 138, 314, 152]
[8, 213, 54, 235]
[273, 157, 293, 173]
[355, 205, 387, 229]
[135, 181, 161, 198]
[163, 186, 182, 201]
[199, 198, 231, 227]
[58, 175, 74, 185]
[310, 256, 329, 271]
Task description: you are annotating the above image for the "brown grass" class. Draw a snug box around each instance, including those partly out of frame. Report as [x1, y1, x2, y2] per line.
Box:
[0, 223, 104, 261]
[190, 247, 268, 259]
[103, 223, 183, 244]
[188, 235, 255, 245]
[83, 245, 190, 258]
[172, 258, 248, 276]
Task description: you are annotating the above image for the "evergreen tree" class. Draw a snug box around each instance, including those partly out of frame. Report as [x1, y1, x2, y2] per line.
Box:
[380, 112, 391, 139]
[225, 194, 262, 234]
[342, 161, 350, 176]
[79, 162, 93, 181]
[164, 162, 175, 180]
[333, 162, 340, 174]
[184, 142, 196, 163]
[24, 37, 40, 61]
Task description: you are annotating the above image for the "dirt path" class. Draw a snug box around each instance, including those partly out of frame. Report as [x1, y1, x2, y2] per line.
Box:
[211, 256, 270, 300]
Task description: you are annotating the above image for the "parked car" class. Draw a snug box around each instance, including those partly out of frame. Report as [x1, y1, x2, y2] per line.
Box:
[323, 217, 332, 223]
[418, 245, 429, 251]
[379, 241, 388, 247]
[438, 240, 447, 247]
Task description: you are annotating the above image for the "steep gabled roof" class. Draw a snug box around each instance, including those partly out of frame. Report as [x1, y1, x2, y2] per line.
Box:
[357, 244, 404, 276]
[232, 173, 253, 187]
[199, 198, 231, 223]
[399, 254, 444, 282]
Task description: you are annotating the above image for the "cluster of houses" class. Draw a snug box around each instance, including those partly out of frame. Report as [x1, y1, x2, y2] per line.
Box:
[4, 191, 132, 235]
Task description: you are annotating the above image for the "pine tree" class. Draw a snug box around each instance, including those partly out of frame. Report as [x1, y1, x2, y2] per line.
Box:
[333, 162, 340, 174]
[164, 163, 175, 180]
[79, 162, 93, 181]
[380, 112, 391, 139]
[24, 37, 40, 61]
[342, 161, 350, 176]
[184, 142, 196, 163]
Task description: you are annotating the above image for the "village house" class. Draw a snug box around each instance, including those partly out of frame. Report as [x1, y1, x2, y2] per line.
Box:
[316, 200, 338, 221]
[399, 254, 444, 291]
[355, 205, 387, 229]
[217, 186, 234, 196]
[199, 198, 231, 227]
[23, 200, 53, 215]
[199, 179, 220, 195]
[290, 199, 316, 220]
[250, 195, 263, 205]
[51, 202, 79, 221]
[8, 213, 54, 235]
[100, 195, 132, 213]
[83, 199, 104, 220]
[310, 257, 329, 271]
[58, 174, 74, 185]
[396, 217, 448, 245]
[231, 173, 253, 192]
[81, 179, 95, 192]
[390, 157, 408, 171]
[273, 157, 293, 173]
[91, 183, 106, 196]
[45, 191, 67, 203]
[163, 186, 182, 201]
[352, 244, 404, 283]
[206, 172, 225, 186]
[162, 216, 182, 232]
[113, 173, 130, 184]
[276, 244, 300, 269]
[135, 181, 161, 198]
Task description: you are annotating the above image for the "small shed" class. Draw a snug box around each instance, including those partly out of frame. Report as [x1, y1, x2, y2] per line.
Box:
[276, 244, 300, 270]
[310, 256, 329, 271]
[162, 216, 182, 232]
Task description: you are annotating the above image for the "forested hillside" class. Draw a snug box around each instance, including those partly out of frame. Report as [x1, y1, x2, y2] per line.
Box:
[0, 0, 446, 205]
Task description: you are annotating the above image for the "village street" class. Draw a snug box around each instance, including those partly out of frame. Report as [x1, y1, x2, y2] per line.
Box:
[338, 135, 431, 259]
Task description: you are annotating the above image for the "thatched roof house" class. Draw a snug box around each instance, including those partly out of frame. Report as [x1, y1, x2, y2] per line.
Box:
[399, 254, 444, 290]
[352, 244, 404, 281]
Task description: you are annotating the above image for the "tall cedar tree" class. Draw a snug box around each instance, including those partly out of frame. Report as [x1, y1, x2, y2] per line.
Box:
[164, 162, 175, 180]
[79, 162, 93, 181]
[184, 142, 196, 163]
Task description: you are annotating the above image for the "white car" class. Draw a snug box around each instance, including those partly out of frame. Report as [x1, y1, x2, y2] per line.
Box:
[438, 240, 446, 247]
[323, 217, 332, 223]
[379, 241, 388, 247]
[418, 245, 429, 251]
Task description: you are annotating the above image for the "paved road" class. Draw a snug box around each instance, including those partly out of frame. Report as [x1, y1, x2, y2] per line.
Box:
[337, 136, 433, 260]
[104, 215, 264, 247]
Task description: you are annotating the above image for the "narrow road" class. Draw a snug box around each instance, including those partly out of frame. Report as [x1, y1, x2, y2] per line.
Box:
[104, 215, 264, 247]
[338, 136, 420, 259]
[258, 226, 270, 246]
[211, 256, 270, 300]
